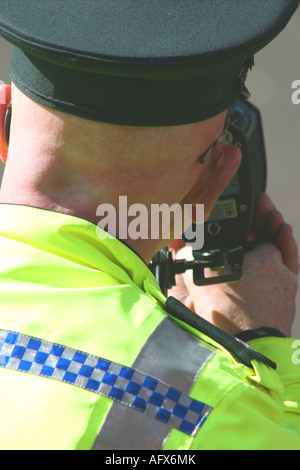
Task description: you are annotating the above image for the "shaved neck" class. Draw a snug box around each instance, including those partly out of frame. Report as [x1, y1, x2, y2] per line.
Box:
[0, 85, 238, 262]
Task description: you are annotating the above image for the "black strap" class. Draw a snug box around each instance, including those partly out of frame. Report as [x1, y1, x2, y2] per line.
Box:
[165, 296, 277, 370]
[236, 327, 285, 342]
[4, 102, 11, 147]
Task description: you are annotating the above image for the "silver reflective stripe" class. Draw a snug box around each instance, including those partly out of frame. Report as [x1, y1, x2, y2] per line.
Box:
[0, 320, 215, 450]
[93, 316, 215, 450]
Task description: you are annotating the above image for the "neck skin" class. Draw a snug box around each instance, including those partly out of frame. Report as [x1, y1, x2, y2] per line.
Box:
[0, 84, 241, 263]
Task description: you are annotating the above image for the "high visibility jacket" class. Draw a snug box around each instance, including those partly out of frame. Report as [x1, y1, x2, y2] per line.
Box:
[0, 204, 299, 450]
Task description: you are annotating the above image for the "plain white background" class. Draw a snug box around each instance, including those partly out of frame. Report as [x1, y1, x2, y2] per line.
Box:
[0, 7, 300, 336]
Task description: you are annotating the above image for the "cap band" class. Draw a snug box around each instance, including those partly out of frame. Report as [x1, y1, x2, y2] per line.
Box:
[11, 47, 243, 126]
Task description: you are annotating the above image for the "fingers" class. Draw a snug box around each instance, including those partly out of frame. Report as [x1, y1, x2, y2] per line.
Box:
[276, 223, 299, 275]
[265, 211, 299, 274]
[253, 193, 299, 274]
[253, 193, 277, 236]
[254, 193, 289, 242]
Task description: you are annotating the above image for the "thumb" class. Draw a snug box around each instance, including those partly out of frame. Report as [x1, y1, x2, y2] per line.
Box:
[167, 245, 195, 309]
[175, 245, 201, 296]
[174, 246, 225, 321]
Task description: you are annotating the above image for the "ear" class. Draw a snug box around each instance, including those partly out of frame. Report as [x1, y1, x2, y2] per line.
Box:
[0, 84, 12, 164]
[184, 141, 241, 221]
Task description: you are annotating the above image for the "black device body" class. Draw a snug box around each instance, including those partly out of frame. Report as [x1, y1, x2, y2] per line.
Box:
[150, 97, 267, 294]
[198, 97, 266, 252]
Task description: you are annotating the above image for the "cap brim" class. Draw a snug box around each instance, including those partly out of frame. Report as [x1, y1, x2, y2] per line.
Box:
[0, 0, 298, 80]
[0, 0, 298, 126]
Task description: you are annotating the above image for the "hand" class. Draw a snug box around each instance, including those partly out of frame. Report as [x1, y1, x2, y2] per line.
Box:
[169, 194, 299, 337]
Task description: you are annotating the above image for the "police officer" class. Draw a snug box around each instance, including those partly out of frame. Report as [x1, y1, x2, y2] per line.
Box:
[0, 0, 299, 450]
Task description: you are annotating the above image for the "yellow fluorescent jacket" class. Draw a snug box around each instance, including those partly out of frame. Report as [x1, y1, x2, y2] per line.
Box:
[0, 204, 299, 450]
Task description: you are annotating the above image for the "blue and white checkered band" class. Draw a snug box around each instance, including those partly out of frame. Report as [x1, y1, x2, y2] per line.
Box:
[0, 322, 214, 443]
